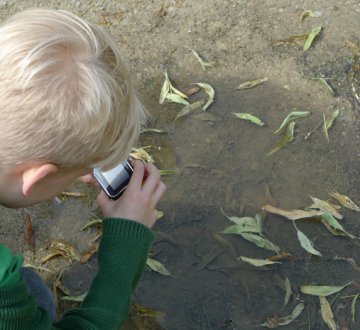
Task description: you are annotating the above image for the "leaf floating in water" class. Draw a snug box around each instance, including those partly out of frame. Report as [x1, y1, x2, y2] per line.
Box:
[309, 196, 343, 219]
[352, 294, 359, 322]
[268, 121, 296, 156]
[320, 213, 356, 239]
[296, 228, 322, 256]
[262, 204, 323, 220]
[235, 77, 268, 90]
[232, 113, 265, 126]
[303, 26, 322, 51]
[190, 49, 217, 71]
[259, 303, 305, 327]
[329, 192, 360, 212]
[193, 83, 215, 110]
[301, 9, 322, 22]
[274, 111, 311, 134]
[147, 257, 171, 276]
[283, 277, 292, 310]
[301, 284, 349, 296]
[241, 233, 280, 253]
[238, 256, 281, 267]
[175, 100, 206, 120]
[319, 296, 337, 330]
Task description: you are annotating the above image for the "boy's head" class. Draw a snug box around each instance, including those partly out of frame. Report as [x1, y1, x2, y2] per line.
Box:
[0, 9, 146, 208]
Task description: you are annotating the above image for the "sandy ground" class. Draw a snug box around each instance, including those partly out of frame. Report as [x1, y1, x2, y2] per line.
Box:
[1, 1, 360, 329]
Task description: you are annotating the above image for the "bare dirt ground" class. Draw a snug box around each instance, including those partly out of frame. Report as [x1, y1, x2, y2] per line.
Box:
[1, 1, 360, 329]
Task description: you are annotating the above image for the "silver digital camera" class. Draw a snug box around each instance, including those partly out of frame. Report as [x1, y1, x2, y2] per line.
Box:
[93, 158, 133, 200]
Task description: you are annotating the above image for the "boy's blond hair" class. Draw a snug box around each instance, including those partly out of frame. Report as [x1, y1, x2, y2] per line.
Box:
[0, 9, 145, 170]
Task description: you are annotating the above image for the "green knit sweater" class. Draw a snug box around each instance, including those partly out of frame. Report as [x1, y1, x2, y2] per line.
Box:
[0, 218, 155, 329]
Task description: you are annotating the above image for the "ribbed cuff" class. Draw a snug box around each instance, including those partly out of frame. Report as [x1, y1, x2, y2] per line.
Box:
[102, 218, 155, 243]
[0, 279, 29, 308]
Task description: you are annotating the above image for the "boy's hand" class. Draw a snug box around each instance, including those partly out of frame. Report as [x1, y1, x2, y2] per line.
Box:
[96, 160, 166, 229]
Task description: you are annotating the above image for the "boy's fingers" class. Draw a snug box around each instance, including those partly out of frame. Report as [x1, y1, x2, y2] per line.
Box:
[127, 160, 145, 191]
[96, 190, 109, 207]
[151, 181, 167, 206]
[142, 163, 160, 195]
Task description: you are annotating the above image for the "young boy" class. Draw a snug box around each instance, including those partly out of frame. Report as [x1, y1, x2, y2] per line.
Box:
[0, 8, 166, 329]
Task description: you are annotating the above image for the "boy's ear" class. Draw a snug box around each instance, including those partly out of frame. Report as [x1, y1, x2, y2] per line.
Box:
[22, 163, 58, 196]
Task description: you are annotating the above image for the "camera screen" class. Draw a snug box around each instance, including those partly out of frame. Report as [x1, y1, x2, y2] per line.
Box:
[101, 162, 130, 190]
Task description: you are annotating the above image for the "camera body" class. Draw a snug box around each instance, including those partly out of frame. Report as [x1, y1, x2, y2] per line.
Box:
[93, 158, 133, 200]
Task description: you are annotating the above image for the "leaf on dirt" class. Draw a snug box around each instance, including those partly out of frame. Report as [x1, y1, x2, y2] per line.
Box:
[131, 147, 154, 163]
[221, 223, 260, 235]
[296, 229, 322, 256]
[23, 263, 52, 273]
[262, 204, 323, 220]
[232, 112, 265, 126]
[147, 257, 171, 276]
[238, 256, 281, 267]
[235, 77, 268, 90]
[132, 303, 166, 318]
[141, 128, 167, 134]
[329, 192, 360, 212]
[25, 211, 35, 250]
[309, 196, 343, 219]
[267, 121, 296, 156]
[165, 93, 190, 105]
[283, 277, 292, 310]
[303, 26, 322, 51]
[301, 9, 322, 22]
[301, 284, 349, 297]
[175, 100, 206, 120]
[61, 293, 87, 302]
[159, 169, 176, 176]
[61, 192, 86, 197]
[80, 217, 103, 231]
[274, 111, 311, 134]
[352, 294, 359, 322]
[159, 70, 170, 104]
[193, 83, 215, 110]
[259, 303, 305, 328]
[185, 86, 201, 97]
[43, 241, 80, 263]
[319, 296, 337, 330]
[302, 75, 335, 96]
[323, 110, 340, 142]
[80, 244, 99, 264]
[190, 49, 217, 71]
[268, 252, 298, 262]
[271, 34, 308, 47]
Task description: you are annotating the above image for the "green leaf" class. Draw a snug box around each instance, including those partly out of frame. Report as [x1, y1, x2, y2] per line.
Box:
[194, 83, 215, 110]
[159, 70, 170, 104]
[232, 112, 265, 126]
[147, 258, 171, 276]
[175, 100, 206, 120]
[320, 213, 344, 231]
[296, 229, 322, 256]
[235, 77, 268, 90]
[190, 49, 217, 71]
[238, 256, 281, 267]
[274, 111, 311, 134]
[303, 26, 322, 51]
[241, 232, 280, 253]
[268, 121, 296, 155]
[301, 284, 349, 296]
[309, 196, 343, 219]
[319, 296, 337, 330]
[352, 294, 359, 322]
[260, 303, 305, 327]
[221, 223, 260, 235]
[165, 93, 190, 105]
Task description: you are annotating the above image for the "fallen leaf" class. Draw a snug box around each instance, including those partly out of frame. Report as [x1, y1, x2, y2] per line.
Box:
[165, 92, 190, 105]
[260, 303, 305, 327]
[268, 252, 298, 261]
[303, 26, 322, 51]
[175, 100, 206, 120]
[329, 192, 360, 212]
[61, 293, 87, 302]
[283, 277, 292, 309]
[235, 77, 268, 90]
[238, 256, 281, 267]
[131, 147, 154, 163]
[319, 296, 337, 330]
[232, 112, 265, 126]
[301, 9, 322, 22]
[147, 257, 171, 276]
[274, 111, 311, 134]
[159, 70, 170, 104]
[268, 121, 296, 155]
[271, 34, 308, 47]
[302, 75, 335, 96]
[132, 303, 166, 318]
[352, 294, 359, 322]
[25, 211, 35, 250]
[241, 233, 280, 253]
[193, 83, 215, 110]
[320, 213, 356, 239]
[190, 49, 217, 71]
[309, 196, 343, 219]
[80, 244, 99, 264]
[301, 284, 349, 296]
[61, 192, 86, 197]
[296, 228, 322, 256]
[262, 204, 323, 220]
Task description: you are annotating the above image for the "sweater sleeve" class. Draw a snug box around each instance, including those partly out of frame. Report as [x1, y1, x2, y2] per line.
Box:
[0, 218, 154, 330]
